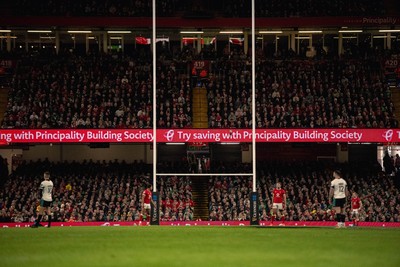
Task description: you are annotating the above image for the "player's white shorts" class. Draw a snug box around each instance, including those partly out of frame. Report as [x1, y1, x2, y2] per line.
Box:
[351, 209, 359, 215]
[272, 203, 283, 210]
[144, 203, 151, 210]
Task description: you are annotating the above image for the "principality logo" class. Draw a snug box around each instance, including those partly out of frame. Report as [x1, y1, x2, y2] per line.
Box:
[382, 129, 393, 142]
[164, 130, 175, 142]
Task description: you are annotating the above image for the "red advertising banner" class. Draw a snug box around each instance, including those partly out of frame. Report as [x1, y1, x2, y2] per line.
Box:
[0, 129, 399, 144]
[158, 129, 399, 143]
[0, 129, 153, 143]
[135, 36, 151, 45]
[1, 221, 399, 228]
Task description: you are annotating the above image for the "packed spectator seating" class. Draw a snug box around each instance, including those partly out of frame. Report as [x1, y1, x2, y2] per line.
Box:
[1, 45, 397, 129]
[209, 175, 252, 221]
[209, 161, 400, 222]
[156, 62, 193, 128]
[159, 175, 194, 221]
[2, 52, 152, 128]
[0, 159, 194, 222]
[1, 51, 192, 129]
[208, 58, 397, 128]
[1, 158, 399, 223]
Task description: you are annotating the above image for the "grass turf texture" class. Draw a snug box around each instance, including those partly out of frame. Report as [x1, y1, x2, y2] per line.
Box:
[1, 226, 399, 267]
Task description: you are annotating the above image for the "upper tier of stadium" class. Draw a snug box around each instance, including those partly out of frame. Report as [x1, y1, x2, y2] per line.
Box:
[0, 0, 392, 17]
[0, 49, 397, 129]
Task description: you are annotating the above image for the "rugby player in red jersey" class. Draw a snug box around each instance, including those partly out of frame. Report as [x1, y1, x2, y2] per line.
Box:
[351, 192, 362, 226]
[271, 182, 286, 226]
[141, 184, 154, 222]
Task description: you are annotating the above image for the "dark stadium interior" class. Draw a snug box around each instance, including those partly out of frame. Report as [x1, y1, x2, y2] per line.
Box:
[0, 1, 394, 17]
[0, 0, 400, 224]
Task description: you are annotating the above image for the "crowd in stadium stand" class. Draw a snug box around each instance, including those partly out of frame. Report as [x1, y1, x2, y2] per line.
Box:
[2, 46, 397, 129]
[4, 0, 388, 17]
[1, 159, 399, 223]
[156, 60, 193, 129]
[1, 52, 192, 129]
[209, 161, 400, 222]
[207, 57, 397, 128]
[2, 53, 151, 128]
[0, 160, 194, 223]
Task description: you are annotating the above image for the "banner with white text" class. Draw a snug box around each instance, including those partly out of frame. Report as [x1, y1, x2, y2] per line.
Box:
[0, 129, 398, 144]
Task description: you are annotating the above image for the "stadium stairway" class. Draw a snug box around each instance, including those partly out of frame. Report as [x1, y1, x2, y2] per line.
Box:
[0, 87, 9, 123]
[191, 177, 209, 221]
[192, 87, 208, 128]
[391, 87, 400, 122]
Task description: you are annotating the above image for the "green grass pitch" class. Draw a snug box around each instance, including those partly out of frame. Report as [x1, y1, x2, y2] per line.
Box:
[1, 226, 399, 267]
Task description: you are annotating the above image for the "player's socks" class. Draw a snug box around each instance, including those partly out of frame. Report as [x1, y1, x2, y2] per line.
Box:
[48, 215, 51, 227]
[36, 215, 43, 226]
[341, 214, 346, 223]
[139, 214, 143, 221]
[281, 215, 285, 224]
[271, 215, 275, 224]
[335, 214, 340, 227]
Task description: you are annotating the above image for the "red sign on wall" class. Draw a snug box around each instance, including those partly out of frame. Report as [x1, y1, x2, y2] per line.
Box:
[190, 60, 210, 78]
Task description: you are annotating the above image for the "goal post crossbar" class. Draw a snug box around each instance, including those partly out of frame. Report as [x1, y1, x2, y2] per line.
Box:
[155, 173, 254, 177]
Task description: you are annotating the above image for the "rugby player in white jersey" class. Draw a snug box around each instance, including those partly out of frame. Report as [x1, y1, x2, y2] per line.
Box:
[329, 170, 349, 228]
[31, 171, 53, 228]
